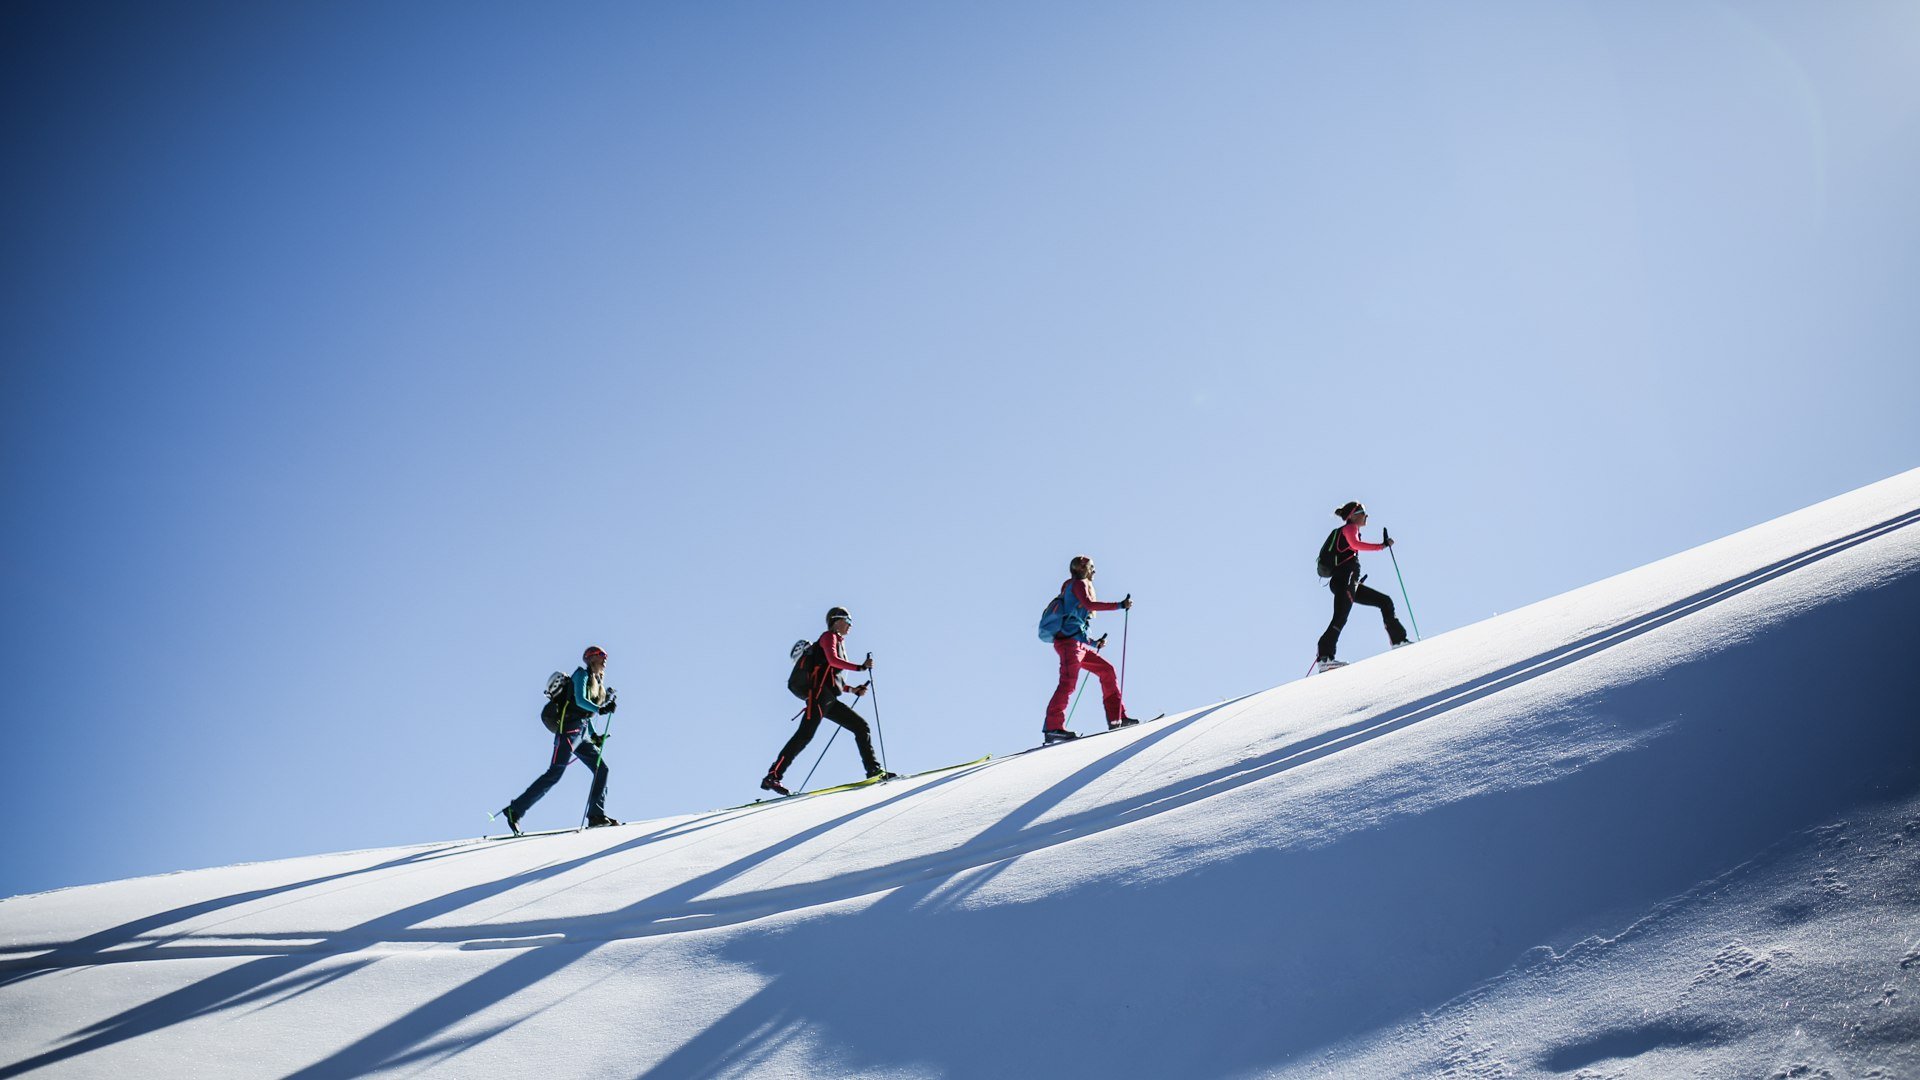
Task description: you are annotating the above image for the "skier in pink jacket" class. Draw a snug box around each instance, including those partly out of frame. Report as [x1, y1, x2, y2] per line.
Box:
[1315, 501, 1409, 671]
[1042, 555, 1139, 742]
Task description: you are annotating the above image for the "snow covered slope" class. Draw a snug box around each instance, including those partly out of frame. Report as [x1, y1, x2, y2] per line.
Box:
[4, 470, 1919, 1079]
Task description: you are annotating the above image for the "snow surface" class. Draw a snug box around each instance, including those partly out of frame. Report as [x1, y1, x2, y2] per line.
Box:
[4, 470, 1919, 1079]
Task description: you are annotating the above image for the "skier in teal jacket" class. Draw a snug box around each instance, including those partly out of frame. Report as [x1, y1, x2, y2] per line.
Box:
[500, 645, 620, 833]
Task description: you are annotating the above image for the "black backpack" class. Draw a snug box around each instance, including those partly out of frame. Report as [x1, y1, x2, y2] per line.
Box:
[540, 669, 617, 733]
[540, 670, 571, 733]
[787, 638, 826, 700]
[1316, 527, 1344, 578]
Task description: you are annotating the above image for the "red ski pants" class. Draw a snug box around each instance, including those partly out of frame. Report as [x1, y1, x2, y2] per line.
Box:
[1044, 638, 1125, 730]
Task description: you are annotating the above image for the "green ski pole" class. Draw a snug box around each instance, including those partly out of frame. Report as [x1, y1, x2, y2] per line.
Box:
[1064, 631, 1105, 725]
[1384, 528, 1421, 641]
[1064, 673, 1088, 724]
[576, 685, 617, 831]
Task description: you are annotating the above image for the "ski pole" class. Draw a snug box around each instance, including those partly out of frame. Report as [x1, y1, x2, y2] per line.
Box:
[865, 652, 887, 772]
[1065, 631, 1107, 725]
[1119, 597, 1131, 699]
[1064, 673, 1088, 724]
[578, 708, 617, 831]
[1384, 528, 1421, 641]
[797, 724, 840, 793]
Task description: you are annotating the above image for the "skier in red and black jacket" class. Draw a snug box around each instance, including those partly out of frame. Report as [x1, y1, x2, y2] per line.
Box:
[1316, 501, 1410, 671]
[762, 607, 894, 795]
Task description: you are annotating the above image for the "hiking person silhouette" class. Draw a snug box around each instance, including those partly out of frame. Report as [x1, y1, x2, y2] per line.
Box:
[762, 607, 891, 795]
[499, 645, 619, 833]
[1315, 502, 1410, 671]
[1041, 555, 1139, 742]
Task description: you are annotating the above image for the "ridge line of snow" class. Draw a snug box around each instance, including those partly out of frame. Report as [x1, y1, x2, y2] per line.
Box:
[12, 500, 1917, 970]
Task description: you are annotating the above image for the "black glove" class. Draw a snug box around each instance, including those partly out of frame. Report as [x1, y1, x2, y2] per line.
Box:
[1120, 594, 1132, 610]
[589, 730, 609, 748]
[601, 698, 618, 715]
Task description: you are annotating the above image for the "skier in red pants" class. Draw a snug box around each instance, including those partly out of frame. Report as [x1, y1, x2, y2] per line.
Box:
[1042, 555, 1139, 743]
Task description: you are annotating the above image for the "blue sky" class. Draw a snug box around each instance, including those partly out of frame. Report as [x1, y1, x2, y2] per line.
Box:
[3, 1, 1916, 899]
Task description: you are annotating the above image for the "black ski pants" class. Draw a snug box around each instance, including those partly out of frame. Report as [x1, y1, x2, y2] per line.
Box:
[1317, 568, 1408, 661]
[768, 694, 879, 782]
[507, 723, 609, 822]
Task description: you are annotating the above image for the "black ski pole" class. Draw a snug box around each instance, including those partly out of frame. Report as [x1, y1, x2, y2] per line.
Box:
[865, 652, 887, 772]
[797, 723, 839, 793]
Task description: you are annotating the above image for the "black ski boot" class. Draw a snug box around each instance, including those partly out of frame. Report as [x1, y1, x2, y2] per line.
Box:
[586, 815, 622, 828]
[499, 807, 523, 836]
[1108, 716, 1142, 730]
[760, 775, 791, 797]
[866, 768, 901, 781]
[1042, 728, 1080, 744]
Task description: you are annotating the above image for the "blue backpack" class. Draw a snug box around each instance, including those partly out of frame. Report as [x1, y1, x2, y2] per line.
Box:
[1037, 583, 1088, 642]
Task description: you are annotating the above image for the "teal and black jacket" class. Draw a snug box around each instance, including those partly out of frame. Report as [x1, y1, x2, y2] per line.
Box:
[554, 666, 611, 730]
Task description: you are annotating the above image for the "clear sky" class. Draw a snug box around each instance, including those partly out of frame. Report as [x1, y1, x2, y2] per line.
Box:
[3, 1, 1916, 900]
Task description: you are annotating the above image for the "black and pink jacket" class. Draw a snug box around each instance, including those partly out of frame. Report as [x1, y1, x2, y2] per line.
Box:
[1329, 522, 1388, 574]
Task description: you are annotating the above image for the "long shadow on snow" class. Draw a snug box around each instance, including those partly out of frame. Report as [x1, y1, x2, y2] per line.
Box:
[366, 699, 1245, 946]
[1, 765, 1018, 1077]
[224, 717, 1251, 1077]
[0, 819, 699, 1079]
[0, 844, 488, 986]
[228, 773, 995, 1078]
[643, 565, 1920, 1078]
